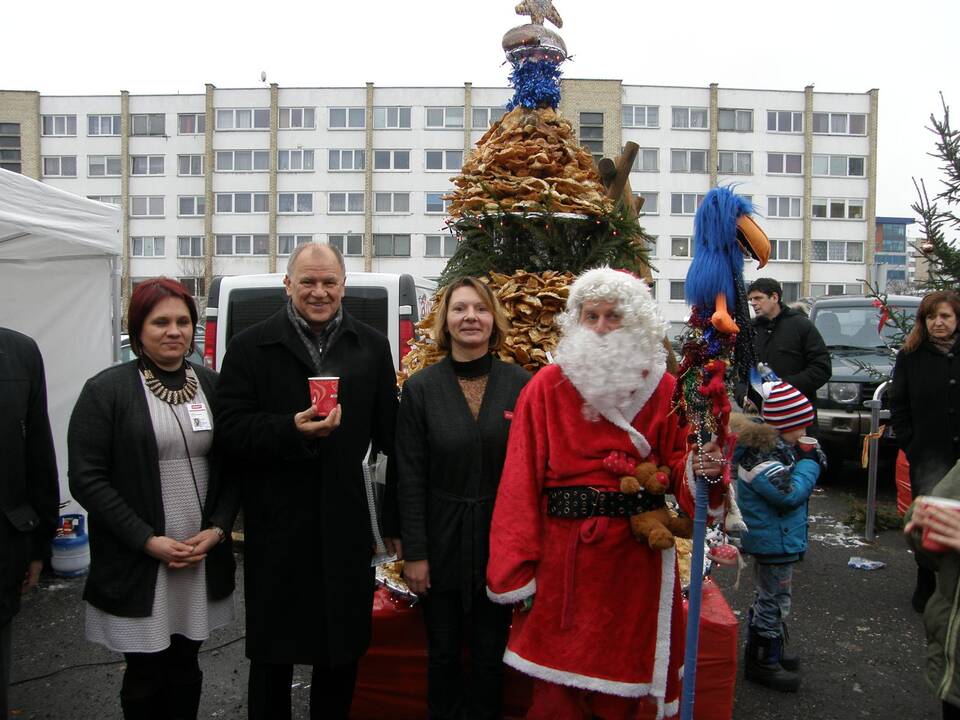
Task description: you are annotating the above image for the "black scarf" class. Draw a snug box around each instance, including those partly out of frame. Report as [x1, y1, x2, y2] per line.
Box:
[286, 299, 343, 374]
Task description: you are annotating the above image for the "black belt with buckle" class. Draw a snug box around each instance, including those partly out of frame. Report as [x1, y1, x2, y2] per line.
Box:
[544, 486, 666, 519]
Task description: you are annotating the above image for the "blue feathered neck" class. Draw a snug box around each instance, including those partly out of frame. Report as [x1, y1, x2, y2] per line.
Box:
[685, 187, 753, 309]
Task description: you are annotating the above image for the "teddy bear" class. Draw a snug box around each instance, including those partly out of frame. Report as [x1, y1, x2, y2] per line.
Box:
[603, 451, 694, 550]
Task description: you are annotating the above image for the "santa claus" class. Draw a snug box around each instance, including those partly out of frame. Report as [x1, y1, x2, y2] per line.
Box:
[486, 267, 726, 720]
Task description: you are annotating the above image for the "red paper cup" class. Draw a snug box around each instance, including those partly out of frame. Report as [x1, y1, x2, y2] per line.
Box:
[798, 436, 818, 452]
[308, 377, 339, 417]
[921, 497, 960, 552]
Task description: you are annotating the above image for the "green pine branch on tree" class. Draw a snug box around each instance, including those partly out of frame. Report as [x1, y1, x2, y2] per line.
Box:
[912, 93, 960, 290]
[438, 198, 654, 286]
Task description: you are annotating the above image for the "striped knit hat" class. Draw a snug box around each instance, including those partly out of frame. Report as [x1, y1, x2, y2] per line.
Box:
[760, 380, 815, 432]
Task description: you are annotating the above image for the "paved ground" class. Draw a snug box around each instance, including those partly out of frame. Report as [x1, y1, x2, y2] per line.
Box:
[7, 460, 939, 719]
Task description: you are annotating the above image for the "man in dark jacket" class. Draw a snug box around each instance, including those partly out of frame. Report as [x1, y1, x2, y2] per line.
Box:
[745, 278, 832, 413]
[0, 328, 59, 718]
[215, 243, 398, 720]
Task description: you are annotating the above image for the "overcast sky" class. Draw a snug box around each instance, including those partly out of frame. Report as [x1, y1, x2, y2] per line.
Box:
[4, 0, 957, 221]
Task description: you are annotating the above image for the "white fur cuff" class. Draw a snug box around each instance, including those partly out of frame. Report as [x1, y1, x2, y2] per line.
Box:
[486, 578, 537, 605]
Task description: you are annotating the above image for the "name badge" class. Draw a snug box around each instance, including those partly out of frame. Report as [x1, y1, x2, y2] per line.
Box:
[187, 402, 212, 432]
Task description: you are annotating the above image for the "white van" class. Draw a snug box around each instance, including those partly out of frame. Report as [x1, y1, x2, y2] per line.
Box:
[203, 272, 437, 371]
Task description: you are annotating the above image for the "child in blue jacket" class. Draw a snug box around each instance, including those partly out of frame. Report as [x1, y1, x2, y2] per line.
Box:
[729, 379, 823, 693]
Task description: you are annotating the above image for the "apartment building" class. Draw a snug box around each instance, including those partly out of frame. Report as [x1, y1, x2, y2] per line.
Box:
[1, 80, 878, 328]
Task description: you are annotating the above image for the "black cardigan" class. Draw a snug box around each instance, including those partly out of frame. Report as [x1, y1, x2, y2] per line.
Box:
[68, 360, 237, 617]
[396, 356, 529, 605]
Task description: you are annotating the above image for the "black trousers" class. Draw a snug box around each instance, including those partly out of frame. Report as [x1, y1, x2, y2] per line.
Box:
[946, 701, 960, 720]
[121, 634, 203, 719]
[1, 620, 11, 720]
[247, 659, 358, 720]
[421, 588, 512, 720]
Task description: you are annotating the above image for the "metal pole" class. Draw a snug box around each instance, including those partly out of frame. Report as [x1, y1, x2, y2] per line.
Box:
[863, 381, 889, 542]
[680, 473, 710, 720]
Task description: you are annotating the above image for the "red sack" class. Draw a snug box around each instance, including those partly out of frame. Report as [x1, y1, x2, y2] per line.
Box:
[896, 449, 912, 517]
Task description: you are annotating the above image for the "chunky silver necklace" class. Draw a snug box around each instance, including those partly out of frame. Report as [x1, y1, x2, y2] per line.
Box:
[142, 366, 198, 405]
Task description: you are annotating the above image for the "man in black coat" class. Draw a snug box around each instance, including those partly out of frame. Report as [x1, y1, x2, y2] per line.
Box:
[215, 243, 398, 720]
[0, 328, 59, 718]
[745, 278, 832, 412]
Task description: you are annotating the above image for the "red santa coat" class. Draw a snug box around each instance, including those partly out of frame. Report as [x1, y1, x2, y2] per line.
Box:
[487, 364, 716, 719]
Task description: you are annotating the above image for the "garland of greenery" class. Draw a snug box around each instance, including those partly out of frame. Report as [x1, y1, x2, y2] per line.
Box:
[438, 199, 654, 286]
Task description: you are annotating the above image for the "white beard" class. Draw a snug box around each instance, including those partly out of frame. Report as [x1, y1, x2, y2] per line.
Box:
[556, 323, 666, 424]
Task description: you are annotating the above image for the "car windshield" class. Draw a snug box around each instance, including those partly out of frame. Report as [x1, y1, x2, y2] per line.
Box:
[814, 304, 915, 350]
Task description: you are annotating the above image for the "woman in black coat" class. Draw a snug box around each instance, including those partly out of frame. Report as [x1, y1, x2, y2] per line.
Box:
[891, 289, 960, 612]
[397, 277, 530, 720]
[68, 278, 237, 720]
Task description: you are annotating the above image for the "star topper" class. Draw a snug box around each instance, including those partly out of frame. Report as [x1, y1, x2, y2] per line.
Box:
[515, 0, 563, 28]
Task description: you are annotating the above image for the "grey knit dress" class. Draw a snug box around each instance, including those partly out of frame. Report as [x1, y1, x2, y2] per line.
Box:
[85, 377, 235, 653]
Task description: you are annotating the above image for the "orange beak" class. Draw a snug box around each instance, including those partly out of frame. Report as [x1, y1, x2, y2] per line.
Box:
[736, 214, 770, 269]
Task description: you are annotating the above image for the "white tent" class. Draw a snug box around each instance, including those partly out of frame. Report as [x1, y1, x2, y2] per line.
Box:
[0, 168, 122, 515]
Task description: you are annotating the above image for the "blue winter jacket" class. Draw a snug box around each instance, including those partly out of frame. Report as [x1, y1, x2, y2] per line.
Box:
[729, 414, 820, 561]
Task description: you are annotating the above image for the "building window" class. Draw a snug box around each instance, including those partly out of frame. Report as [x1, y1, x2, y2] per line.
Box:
[329, 107, 365, 129]
[0, 123, 22, 173]
[131, 236, 165, 257]
[374, 192, 410, 213]
[215, 234, 269, 256]
[425, 192, 451, 214]
[328, 149, 365, 171]
[631, 148, 659, 173]
[767, 196, 802, 218]
[811, 240, 864, 263]
[779, 282, 801, 303]
[426, 107, 464, 129]
[636, 191, 658, 215]
[812, 154, 866, 178]
[669, 281, 686, 301]
[130, 196, 164, 217]
[278, 192, 313, 214]
[215, 192, 269, 214]
[87, 114, 120, 136]
[579, 112, 604, 161]
[810, 282, 862, 296]
[328, 234, 363, 256]
[471, 107, 506, 128]
[178, 154, 204, 176]
[215, 149, 270, 172]
[812, 197, 865, 220]
[374, 106, 412, 129]
[373, 149, 411, 170]
[42, 156, 77, 177]
[178, 113, 205, 135]
[812, 112, 867, 136]
[769, 239, 802, 262]
[177, 277, 206, 298]
[131, 155, 164, 176]
[670, 193, 706, 215]
[88, 155, 121, 177]
[216, 108, 270, 131]
[671, 149, 707, 174]
[425, 234, 459, 257]
[671, 236, 694, 258]
[278, 149, 315, 172]
[767, 152, 802, 175]
[622, 105, 659, 128]
[671, 106, 708, 130]
[718, 150, 752, 175]
[425, 150, 463, 171]
[767, 110, 803, 133]
[374, 234, 411, 257]
[643, 236, 657, 259]
[328, 192, 364, 214]
[41, 115, 77, 136]
[178, 196, 205, 217]
[278, 234, 313, 255]
[718, 108, 753, 132]
[279, 107, 316, 129]
[177, 236, 204, 257]
[87, 195, 121, 205]
[131, 113, 165, 136]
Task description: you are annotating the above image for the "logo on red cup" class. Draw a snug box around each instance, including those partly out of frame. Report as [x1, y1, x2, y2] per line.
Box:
[921, 496, 960, 552]
[308, 377, 339, 417]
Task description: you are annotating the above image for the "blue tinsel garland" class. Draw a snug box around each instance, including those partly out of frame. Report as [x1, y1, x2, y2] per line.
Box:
[506, 60, 563, 111]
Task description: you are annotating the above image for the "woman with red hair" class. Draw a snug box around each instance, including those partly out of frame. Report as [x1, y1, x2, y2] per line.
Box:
[68, 278, 237, 719]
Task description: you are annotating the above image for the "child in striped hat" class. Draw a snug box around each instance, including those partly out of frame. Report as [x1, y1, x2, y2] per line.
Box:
[728, 378, 824, 693]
